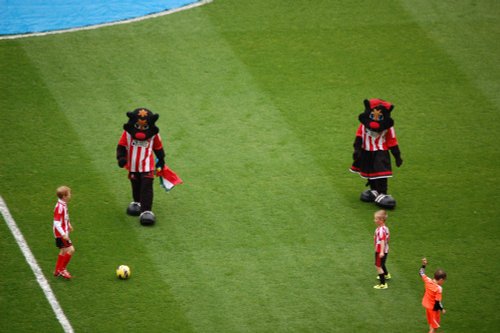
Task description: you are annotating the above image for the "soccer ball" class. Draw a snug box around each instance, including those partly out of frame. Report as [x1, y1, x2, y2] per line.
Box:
[116, 265, 131, 279]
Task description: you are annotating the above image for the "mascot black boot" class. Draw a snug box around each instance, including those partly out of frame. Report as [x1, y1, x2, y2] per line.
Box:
[350, 99, 403, 209]
[116, 108, 166, 225]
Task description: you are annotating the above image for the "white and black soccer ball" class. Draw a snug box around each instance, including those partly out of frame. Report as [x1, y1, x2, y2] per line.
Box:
[116, 265, 131, 279]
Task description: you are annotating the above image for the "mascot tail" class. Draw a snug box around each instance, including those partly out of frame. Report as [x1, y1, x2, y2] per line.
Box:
[156, 165, 183, 192]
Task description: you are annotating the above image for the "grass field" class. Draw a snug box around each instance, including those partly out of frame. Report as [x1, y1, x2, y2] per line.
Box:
[1, 0, 499, 332]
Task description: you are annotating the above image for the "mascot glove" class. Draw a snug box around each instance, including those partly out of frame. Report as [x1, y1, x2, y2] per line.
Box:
[118, 158, 127, 168]
[395, 156, 403, 167]
[155, 159, 165, 170]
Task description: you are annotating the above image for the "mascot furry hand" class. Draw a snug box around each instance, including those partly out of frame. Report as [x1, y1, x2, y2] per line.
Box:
[116, 108, 166, 225]
[350, 99, 403, 209]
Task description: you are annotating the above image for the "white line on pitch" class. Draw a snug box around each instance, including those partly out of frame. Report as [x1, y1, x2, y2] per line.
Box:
[0, 196, 74, 333]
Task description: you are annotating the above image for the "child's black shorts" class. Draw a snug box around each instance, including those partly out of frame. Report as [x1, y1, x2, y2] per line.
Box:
[55, 237, 72, 249]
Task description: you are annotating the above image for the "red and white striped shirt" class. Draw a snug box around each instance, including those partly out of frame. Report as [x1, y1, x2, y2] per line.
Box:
[118, 131, 163, 172]
[356, 124, 398, 151]
[53, 199, 71, 238]
[374, 225, 390, 253]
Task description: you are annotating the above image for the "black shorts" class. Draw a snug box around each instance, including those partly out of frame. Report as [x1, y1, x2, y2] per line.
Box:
[55, 237, 72, 249]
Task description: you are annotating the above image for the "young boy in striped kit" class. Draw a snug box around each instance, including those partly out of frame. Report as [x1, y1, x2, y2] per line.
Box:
[53, 186, 74, 279]
[373, 209, 391, 289]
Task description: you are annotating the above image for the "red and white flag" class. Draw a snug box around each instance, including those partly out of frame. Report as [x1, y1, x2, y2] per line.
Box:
[156, 165, 183, 192]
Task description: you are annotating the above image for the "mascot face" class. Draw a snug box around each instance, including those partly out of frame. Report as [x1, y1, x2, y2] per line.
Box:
[123, 108, 159, 140]
[359, 99, 394, 132]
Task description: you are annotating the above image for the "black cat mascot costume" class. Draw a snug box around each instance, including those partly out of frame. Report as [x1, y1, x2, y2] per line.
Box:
[117, 108, 165, 225]
[350, 99, 403, 209]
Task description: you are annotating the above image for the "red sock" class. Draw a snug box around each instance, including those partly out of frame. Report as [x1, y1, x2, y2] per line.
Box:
[62, 253, 73, 270]
[55, 254, 65, 273]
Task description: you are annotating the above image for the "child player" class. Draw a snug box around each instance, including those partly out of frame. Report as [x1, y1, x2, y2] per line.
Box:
[53, 186, 75, 279]
[420, 258, 447, 333]
[373, 210, 391, 289]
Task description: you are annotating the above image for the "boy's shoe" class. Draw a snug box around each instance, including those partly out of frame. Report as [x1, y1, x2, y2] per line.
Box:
[58, 270, 72, 279]
[376, 273, 392, 280]
[373, 283, 388, 289]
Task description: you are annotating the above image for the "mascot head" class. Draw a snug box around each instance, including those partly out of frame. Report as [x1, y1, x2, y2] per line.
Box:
[359, 99, 394, 132]
[123, 108, 159, 140]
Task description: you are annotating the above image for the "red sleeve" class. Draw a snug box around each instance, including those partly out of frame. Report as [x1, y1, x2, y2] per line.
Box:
[118, 131, 128, 147]
[54, 206, 62, 223]
[153, 134, 163, 150]
[386, 127, 398, 147]
[355, 124, 363, 137]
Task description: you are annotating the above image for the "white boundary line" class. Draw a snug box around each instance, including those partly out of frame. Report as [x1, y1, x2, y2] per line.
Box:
[0, 0, 213, 40]
[0, 196, 74, 333]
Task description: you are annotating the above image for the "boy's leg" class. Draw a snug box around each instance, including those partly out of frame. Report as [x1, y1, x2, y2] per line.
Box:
[374, 253, 387, 288]
[426, 309, 440, 333]
[56, 244, 74, 279]
[62, 251, 73, 270]
[381, 253, 389, 276]
[54, 253, 65, 275]
[376, 253, 385, 282]
[377, 271, 386, 285]
[54, 238, 65, 275]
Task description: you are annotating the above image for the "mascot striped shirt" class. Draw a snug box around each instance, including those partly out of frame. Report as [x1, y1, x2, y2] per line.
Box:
[118, 131, 163, 172]
[356, 124, 398, 151]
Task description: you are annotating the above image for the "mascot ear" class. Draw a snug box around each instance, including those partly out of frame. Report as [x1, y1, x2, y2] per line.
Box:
[363, 99, 371, 111]
[126, 111, 135, 119]
[151, 113, 159, 122]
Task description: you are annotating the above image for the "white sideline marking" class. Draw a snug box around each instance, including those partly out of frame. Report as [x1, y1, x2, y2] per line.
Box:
[0, 196, 74, 333]
[0, 0, 213, 40]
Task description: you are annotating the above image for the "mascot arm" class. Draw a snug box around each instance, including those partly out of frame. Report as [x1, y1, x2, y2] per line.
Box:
[389, 145, 403, 167]
[353, 136, 362, 161]
[116, 145, 128, 168]
[154, 148, 165, 169]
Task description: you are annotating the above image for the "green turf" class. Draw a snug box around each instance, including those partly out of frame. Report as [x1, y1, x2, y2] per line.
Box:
[1, 1, 499, 332]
